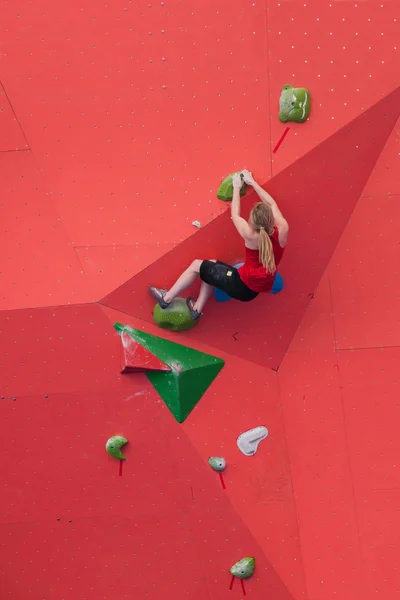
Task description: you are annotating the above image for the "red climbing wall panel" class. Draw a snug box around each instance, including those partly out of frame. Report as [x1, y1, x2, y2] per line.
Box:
[0, 151, 85, 310]
[0, 84, 28, 151]
[267, 1, 399, 175]
[0, 0, 399, 599]
[0, 303, 301, 600]
[329, 192, 400, 350]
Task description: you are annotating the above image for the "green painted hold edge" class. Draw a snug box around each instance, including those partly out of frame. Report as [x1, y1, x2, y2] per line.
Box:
[106, 435, 128, 460]
[153, 298, 199, 332]
[217, 172, 247, 201]
[278, 84, 311, 123]
[114, 324, 225, 423]
[230, 557, 256, 579]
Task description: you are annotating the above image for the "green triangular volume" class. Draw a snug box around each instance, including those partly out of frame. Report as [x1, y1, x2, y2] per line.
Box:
[114, 324, 225, 422]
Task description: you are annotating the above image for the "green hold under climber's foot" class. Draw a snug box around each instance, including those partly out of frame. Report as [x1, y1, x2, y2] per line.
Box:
[278, 84, 311, 123]
[217, 172, 247, 201]
[153, 297, 200, 332]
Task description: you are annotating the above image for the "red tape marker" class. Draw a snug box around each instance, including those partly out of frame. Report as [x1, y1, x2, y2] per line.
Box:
[119, 460, 123, 476]
[229, 576, 246, 595]
[219, 472, 226, 490]
[272, 126, 290, 153]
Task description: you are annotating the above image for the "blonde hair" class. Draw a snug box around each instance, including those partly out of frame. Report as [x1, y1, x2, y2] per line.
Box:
[250, 202, 276, 274]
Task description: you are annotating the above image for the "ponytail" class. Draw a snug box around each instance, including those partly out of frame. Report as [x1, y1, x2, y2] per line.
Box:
[259, 228, 276, 274]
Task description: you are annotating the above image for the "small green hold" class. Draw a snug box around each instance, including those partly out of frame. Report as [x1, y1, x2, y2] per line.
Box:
[153, 298, 199, 332]
[217, 172, 247, 201]
[208, 456, 226, 472]
[230, 557, 256, 579]
[106, 436, 128, 460]
[278, 84, 311, 123]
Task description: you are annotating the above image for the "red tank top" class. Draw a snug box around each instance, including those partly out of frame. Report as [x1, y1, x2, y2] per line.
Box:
[237, 227, 285, 293]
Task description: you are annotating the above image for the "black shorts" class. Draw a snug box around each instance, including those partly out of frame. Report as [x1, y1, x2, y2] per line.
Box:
[200, 260, 259, 302]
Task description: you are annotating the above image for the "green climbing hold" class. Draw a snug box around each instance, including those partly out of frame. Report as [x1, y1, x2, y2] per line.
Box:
[106, 436, 128, 460]
[153, 298, 199, 332]
[217, 172, 247, 201]
[208, 456, 226, 472]
[114, 324, 225, 423]
[278, 84, 311, 123]
[230, 557, 256, 579]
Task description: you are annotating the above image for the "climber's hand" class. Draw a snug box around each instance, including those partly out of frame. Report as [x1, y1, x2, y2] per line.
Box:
[242, 169, 255, 185]
[232, 172, 243, 190]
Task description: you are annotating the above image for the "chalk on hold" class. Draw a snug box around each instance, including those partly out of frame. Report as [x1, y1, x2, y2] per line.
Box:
[153, 298, 199, 332]
[230, 557, 256, 579]
[237, 426, 268, 456]
[279, 84, 311, 123]
[119, 330, 171, 373]
[106, 436, 128, 460]
[217, 172, 247, 201]
[208, 456, 226, 472]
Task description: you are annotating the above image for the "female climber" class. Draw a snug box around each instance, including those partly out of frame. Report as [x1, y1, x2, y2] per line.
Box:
[149, 169, 289, 320]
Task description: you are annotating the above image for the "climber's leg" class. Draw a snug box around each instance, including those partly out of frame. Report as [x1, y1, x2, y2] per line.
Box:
[149, 259, 203, 308]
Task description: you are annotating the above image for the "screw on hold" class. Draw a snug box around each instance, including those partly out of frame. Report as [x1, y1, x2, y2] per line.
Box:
[106, 436, 128, 460]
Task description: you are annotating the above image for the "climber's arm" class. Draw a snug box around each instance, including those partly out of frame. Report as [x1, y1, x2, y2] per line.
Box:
[242, 170, 289, 247]
[231, 178, 253, 239]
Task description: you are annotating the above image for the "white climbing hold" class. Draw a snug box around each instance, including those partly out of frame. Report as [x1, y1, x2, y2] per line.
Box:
[237, 426, 268, 456]
[192, 220, 201, 228]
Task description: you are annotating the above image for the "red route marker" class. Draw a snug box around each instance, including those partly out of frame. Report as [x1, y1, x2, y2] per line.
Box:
[229, 576, 247, 595]
[272, 126, 290, 153]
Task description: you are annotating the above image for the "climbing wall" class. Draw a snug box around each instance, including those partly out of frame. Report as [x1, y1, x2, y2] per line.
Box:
[0, 0, 399, 599]
[102, 88, 400, 368]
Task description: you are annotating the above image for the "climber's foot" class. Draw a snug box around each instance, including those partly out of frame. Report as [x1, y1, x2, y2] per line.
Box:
[149, 287, 170, 309]
[186, 298, 201, 320]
